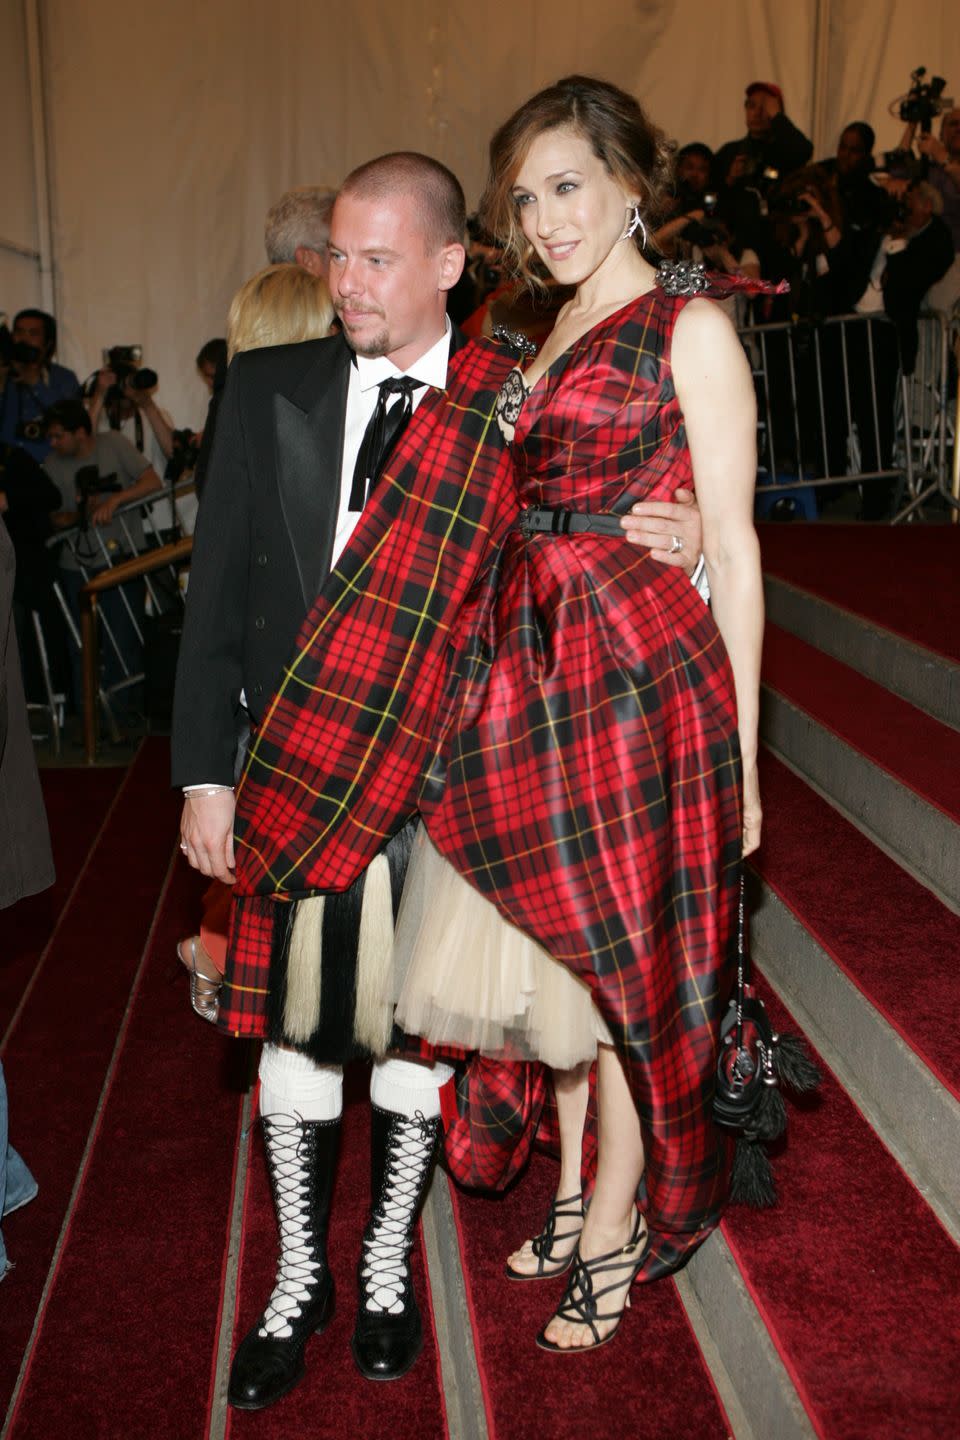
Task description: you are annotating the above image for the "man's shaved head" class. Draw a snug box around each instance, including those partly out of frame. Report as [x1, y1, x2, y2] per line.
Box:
[338, 151, 465, 251]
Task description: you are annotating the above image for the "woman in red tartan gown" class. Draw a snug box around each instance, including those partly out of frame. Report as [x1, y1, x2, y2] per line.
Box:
[391, 77, 764, 1352]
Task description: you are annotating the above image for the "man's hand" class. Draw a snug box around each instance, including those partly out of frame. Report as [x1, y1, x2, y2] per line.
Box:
[621, 487, 703, 575]
[124, 378, 157, 408]
[760, 90, 783, 122]
[90, 493, 122, 525]
[94, 367, 117, 398]
[917, 133, 949, 167]
[180, 790, 236, 883]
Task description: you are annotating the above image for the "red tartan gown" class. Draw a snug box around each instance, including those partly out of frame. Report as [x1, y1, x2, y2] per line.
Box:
[420, 288, 743, 1278]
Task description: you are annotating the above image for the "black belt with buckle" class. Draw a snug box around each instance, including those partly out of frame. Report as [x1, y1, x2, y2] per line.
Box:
[517, 506, 626, 538]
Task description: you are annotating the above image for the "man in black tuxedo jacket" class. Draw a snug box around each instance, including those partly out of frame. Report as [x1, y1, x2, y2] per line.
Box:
[172, 151, 705, 1410]
[173, 153, 470, 1407]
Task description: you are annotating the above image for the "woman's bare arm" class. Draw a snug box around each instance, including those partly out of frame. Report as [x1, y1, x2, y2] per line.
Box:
[671, 298, 763, 855]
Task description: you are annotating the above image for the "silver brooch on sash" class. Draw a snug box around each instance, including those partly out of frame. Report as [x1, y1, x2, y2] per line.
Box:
[656, 260, 710, 297]
[492, 324, 538, 358]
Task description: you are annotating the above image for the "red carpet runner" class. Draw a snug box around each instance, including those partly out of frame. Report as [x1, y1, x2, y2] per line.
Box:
[759, 522, 960, 663]
[755, 751, 960, 1099]
[4, 853, 243, 1440]
[722, 979, 960, 1440]
[762, 624, 960, 823]
[447, 1153, 731, 1440]
[0, 741, 184, 1417]
[1, 766, 123, 1032]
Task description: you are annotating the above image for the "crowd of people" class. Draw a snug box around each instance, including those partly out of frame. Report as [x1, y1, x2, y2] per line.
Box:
[1, 75, 955, 1416]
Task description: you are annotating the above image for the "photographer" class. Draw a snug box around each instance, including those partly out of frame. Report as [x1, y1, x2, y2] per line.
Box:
[0, 311, 80, 463]
[43, 398, 164, 714]
[714, 82, 813, 196]
[818, 124, 894, 240]
[86, 352, 174, 476]
[895, 107, 960, 309]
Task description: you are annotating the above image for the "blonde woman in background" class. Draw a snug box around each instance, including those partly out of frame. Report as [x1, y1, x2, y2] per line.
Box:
[225, 262, 335, 360]
[176, 261, 335, 1022]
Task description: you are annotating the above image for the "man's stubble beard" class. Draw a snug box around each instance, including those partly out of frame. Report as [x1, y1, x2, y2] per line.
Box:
[336, 308, 390, 359]
[348, 329, 391, 358]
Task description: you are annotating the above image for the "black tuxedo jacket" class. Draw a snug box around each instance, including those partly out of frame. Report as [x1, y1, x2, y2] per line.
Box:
[171, 327, 466, 786]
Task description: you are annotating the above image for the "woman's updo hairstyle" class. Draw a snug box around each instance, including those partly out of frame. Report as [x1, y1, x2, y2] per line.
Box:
[479, 75, 673, 291]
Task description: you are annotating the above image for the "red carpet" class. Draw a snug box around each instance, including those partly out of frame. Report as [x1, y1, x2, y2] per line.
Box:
[722, 977, 960, 1440]
[447, 1153, 730, 1440]
[755, 751, 960, 1100]
[0, 740, 181, 1415]
[0, 766, 123, 1033]
[759, 522, 960, 663]
[4, 854, 242, 1440]
[225, 1067, 448, 1440]
[763, 624, 960, 822]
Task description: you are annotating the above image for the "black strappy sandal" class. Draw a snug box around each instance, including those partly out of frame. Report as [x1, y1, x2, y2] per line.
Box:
[535, 1208, 647, 1352]
[505, 1192, 584, 1281]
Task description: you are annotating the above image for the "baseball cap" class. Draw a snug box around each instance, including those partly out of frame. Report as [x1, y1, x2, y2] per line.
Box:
[746, 81, 784, 105]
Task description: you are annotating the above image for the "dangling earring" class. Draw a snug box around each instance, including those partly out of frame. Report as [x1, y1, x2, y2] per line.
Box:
[623, 202, 648, 250]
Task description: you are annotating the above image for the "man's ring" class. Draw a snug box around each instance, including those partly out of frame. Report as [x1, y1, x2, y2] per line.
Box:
[669, 534, 683, 554]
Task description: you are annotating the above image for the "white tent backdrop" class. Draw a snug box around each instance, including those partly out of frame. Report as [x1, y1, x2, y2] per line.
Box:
[3, 0, 958, 428]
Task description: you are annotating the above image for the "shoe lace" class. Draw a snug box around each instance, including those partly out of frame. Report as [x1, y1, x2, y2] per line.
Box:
[259, 1116, 324, 1339]
[359, 1112, 434, 1316]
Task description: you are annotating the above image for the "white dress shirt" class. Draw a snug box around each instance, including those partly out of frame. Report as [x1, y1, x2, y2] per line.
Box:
[332, 320, 453, 566]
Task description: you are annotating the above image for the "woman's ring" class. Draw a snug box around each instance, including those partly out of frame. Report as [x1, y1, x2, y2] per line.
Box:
[669, 534, 683, 554]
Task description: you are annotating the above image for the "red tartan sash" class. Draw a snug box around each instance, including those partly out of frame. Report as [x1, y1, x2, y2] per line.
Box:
[231, 338, 517, 924]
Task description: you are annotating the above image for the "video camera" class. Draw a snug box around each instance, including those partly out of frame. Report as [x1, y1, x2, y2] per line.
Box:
[683, 191, 727, 248]
[899, 67, 952, 134]
[76, 463, 122, 532]
[83, 345, 159, 405]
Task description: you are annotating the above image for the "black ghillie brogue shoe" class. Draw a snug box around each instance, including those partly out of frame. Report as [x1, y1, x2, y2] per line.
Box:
[228, 1114, 339, 1410]
[351, 1105, 441, 1381]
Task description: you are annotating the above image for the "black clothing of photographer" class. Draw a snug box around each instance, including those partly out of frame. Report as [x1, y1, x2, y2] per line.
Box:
[818, 125, 896, 247]
[0, 443, 67, 705]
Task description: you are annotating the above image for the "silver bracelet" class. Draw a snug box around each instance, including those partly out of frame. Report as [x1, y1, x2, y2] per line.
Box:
[183, 784, 234, 797]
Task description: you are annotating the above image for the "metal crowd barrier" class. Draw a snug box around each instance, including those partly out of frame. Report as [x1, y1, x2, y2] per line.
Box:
[80, 536, 193, 762]
[738, 308, 958, 523]
[38, 479, 196, 738]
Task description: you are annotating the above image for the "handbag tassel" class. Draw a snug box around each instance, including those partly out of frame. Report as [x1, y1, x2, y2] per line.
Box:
[719, 876, 822, 1208]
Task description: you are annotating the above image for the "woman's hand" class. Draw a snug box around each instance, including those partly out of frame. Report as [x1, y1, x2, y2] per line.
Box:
[742, 761, 762, 856]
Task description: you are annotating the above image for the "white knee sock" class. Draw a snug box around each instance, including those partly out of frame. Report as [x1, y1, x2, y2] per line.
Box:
[369, 1057, 454, 1120]
[259, 1044, 343, 1123]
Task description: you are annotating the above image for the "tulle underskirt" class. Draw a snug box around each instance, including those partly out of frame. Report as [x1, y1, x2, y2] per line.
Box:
[393, 827, 612, 1070]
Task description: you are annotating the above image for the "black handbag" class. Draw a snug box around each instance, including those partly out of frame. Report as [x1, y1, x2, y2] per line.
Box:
[714, 874, 821, 1206]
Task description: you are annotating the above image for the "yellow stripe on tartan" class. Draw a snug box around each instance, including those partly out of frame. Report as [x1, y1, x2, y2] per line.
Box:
[238, 384, 508, 891]
[221, 980, 270, 996]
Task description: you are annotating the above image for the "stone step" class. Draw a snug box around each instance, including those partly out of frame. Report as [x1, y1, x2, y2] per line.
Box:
[681, 974, 960, 1440]
[764, 573, 960, 731]
[760, 624, 960, 910]
[751, 749, 960, 1239]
